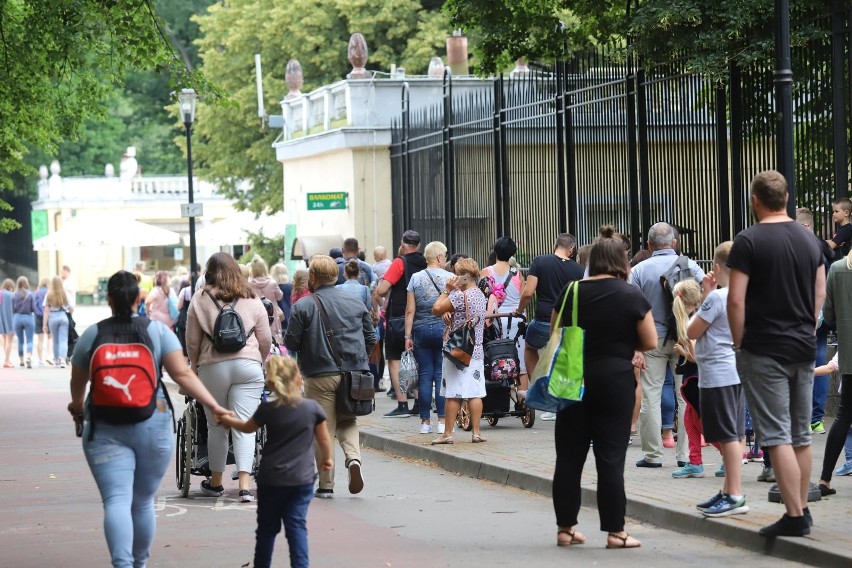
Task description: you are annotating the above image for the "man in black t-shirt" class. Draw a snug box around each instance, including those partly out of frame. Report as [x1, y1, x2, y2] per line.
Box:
[728, 171, 825, 538]
[827, 197, 852, 261]
[514, 234, 584, 395]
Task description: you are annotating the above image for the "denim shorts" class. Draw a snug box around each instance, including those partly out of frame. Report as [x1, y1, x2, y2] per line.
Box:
[525, 319, 551, 350]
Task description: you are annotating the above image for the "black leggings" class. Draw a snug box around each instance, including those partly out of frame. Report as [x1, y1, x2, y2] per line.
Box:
[821, 374, 852, 482]
[552, 370, 635, 532]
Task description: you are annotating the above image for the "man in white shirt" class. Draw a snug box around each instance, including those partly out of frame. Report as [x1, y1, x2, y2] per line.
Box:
[61, 265, 76, 310]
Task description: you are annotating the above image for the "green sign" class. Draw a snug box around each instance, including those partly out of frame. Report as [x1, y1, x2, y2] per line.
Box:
[307, 192, 347, 211]
[31, 210, 48, 241]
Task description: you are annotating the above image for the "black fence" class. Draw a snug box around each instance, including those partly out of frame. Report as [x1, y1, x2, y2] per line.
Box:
[390, 8, 852, 265]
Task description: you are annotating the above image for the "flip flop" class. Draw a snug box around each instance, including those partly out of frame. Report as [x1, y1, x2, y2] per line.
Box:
[471, 435, 487, 443]
[606, 532, 641, 549]
[557, 528, 585, 546]
[431, 436, 454, 445]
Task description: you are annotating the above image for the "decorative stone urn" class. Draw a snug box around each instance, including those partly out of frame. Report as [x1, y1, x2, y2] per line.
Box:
[285, 59, 303, 99]
[427, 57, 445, 78]
[347, 33, 370, 79]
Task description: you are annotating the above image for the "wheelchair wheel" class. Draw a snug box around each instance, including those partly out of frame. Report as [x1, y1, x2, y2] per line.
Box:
[179, 407, 195, 498]
[487, 415, 499, 427]
[175, 418, 187, 493]
[456, 400, 473, 431]
[521, 405, 535, 428]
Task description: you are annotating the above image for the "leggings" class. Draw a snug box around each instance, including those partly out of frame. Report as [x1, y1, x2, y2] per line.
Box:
[821, 374, 852, 483]
[199, 358, 264, 473]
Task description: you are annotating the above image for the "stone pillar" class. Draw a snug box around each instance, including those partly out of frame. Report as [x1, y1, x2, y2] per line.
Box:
[446, 30, 469, 76]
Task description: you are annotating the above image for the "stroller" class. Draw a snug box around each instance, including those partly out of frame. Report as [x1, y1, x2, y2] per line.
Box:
[456, 313, 535, 431]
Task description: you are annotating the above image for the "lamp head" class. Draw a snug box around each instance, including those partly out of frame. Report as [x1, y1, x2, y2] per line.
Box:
[177, 88, 197, 125]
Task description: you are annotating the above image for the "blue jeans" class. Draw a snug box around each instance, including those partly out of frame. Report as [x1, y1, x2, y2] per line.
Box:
[525, 319, 550, 350]
[83, 404, 174, 568]
[661, 366, 675, 429]
[13, 313, 34, 357]
[254, 483, 314, 568]
[48, 310, 69, 360]
[812, 323, 830, 423]
[413, 321, 446, 421]
[845, 428, 852, 463]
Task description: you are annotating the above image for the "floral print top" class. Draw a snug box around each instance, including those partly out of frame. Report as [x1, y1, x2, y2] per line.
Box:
[448, 287, 487, 360]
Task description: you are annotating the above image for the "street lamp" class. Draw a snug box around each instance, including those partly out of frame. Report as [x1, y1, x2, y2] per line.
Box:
[177, 88, 200, 290]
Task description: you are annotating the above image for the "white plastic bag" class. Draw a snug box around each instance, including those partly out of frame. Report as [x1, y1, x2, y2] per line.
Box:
[399, 350, 419, 392]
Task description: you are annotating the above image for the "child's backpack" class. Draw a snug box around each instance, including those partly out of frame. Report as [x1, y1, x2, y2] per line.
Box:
[205, 290, 255, 353]
[89, 317, 170, 438]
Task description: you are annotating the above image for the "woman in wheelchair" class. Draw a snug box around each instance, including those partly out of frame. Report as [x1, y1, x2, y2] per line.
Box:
[68, 270, 229, 568]
[186, 252, 272, 502]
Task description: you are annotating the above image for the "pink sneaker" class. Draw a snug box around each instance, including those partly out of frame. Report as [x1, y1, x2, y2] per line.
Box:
[662, 436, 675, 448]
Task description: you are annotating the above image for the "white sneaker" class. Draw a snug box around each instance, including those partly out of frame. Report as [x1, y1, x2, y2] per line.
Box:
[436, 422, 445, 434]
[541, 412, 557, 421]
[419, 423, 432, 434]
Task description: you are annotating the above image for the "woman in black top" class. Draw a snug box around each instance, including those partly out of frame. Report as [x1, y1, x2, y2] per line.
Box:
[551, 228, 657, 549]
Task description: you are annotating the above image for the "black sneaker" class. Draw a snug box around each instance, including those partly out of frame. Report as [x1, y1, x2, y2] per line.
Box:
[758, 514, 810, 537]
[635, 458, 662, 468]
[239, 489, 254, 503]
[200, 479, 224, 497]
[408, 403, 420, 416]
[696, 491, 725, 511]
[315, 488, 334, 499]
[383, 406, 410, 418]
[803, 507, 813, 527]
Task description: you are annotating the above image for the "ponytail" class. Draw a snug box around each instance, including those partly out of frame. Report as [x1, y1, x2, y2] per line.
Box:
[671, 280, 702, 343]
[107, 271, 140, 322]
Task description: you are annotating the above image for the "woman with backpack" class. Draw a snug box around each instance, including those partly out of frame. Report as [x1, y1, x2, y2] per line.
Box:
[186, 252, 272, 502]
[11, 276, 36, 368]
[68, 270, 229, 568]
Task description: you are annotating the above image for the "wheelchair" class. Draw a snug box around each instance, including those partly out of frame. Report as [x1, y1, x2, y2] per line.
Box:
[175, 396, 266, 498]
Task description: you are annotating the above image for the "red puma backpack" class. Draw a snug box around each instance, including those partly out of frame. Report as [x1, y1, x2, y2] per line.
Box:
[89, 317, 170, 435]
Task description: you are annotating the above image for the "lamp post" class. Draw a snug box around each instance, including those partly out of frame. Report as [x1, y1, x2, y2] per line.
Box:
[178, 88, 199, 290]
[774, 0, 795, 217]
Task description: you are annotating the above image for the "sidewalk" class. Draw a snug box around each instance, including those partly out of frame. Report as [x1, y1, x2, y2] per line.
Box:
[358, 393, 851, 568]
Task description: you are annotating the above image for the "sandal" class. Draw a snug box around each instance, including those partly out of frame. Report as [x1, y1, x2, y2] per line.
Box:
[606, 532, 641, 549]
[431, 436, 454, 445]
[471, 435, 487, 443]
[557, 528, 585, 546]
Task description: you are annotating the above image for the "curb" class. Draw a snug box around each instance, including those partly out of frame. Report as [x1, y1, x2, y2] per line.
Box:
[360, 429, 851, 568]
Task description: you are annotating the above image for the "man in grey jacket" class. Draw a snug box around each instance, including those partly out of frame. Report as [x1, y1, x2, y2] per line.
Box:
[629, 222, 704, 468]
[285, 254, 376, 499]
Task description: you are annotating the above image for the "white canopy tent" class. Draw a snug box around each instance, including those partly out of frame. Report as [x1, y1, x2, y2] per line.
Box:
[186, 212, 286, 247]
[33, 217, 181, 251]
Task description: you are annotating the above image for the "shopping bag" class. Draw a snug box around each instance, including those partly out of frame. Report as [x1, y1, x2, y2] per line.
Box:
[399, 350, 419, 392]
[524, 376, 574, 413]
[531, 281, 584, 401]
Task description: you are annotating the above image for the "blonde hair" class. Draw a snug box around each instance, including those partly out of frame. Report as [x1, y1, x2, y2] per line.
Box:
[292, 269, 309, 292]
[308, 255, 339, 287]
[714, 241, 733, 268]
[266, 356, 302, 407]
[38, 277, 49, 288]
[2, 278, 13, 291]
[270, 263, 290, 285]
[250, 254, 269, 278]
[239, 263, 251, 278]
[46, 276, 68, 307]
[454, 257, 480, 281]
[672, 280, 702, 343]
[423, 241, 447, 263]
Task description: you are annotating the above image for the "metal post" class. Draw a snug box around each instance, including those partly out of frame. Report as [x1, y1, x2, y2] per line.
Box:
[185, 122, 198, 291]
[774, 0, 796, 216]
[625, 22, 642, 253]
[729, 62, 746, 235]
[554, 59, 569, 235]
[492, 76, 505, 237]
[442, 69, 456, 252]
[401, 83, 411, 234]
[831, 1, 848, 199]
[715, 84, 732, 241]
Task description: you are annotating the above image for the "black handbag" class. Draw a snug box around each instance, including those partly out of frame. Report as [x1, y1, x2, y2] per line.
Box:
[311, 295, 375, 416]
[442, 291, 477, 367]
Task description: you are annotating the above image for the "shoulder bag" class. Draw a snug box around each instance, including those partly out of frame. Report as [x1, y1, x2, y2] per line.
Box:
[311, 294, 375, 416]
[529, 281, 584, 402]
[442, 290, 477, 367]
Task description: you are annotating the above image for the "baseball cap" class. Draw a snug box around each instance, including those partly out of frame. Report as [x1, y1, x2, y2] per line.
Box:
[401, 230, 421, 245]
[328, 247, 344, 259]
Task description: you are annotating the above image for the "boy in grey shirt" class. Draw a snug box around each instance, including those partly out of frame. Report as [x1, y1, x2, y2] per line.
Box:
[687, 241, 748, 518]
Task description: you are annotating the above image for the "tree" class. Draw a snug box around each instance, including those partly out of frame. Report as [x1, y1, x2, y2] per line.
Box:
[0, 0, 218, 232]
[192, 0, 450, 215]
[446, 0, 829, 77]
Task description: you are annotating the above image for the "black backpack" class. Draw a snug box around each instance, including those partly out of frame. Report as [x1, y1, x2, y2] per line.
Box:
[659, 255, 693, 341]
[204, 291, 255, 353]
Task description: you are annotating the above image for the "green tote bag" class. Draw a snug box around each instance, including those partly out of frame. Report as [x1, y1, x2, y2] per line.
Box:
[546, 281, 585, 401]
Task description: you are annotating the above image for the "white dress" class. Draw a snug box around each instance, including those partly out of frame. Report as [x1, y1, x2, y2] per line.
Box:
[440, 288, 487, 399]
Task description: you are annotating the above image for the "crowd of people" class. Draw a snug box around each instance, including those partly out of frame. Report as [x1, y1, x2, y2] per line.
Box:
[3, 169, 848, 565]
[0, 265, 77, 368]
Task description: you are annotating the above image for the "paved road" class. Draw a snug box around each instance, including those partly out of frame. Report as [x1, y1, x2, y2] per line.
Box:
[0, 364, 809, 568]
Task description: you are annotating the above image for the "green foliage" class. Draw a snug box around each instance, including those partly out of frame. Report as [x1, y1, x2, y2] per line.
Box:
[0, 198, 21, 233]
[192, 0, 449, 215]
[0, 0, 221, 231]
[238, 232, 285, 268]
[447, 0, 830, 76]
